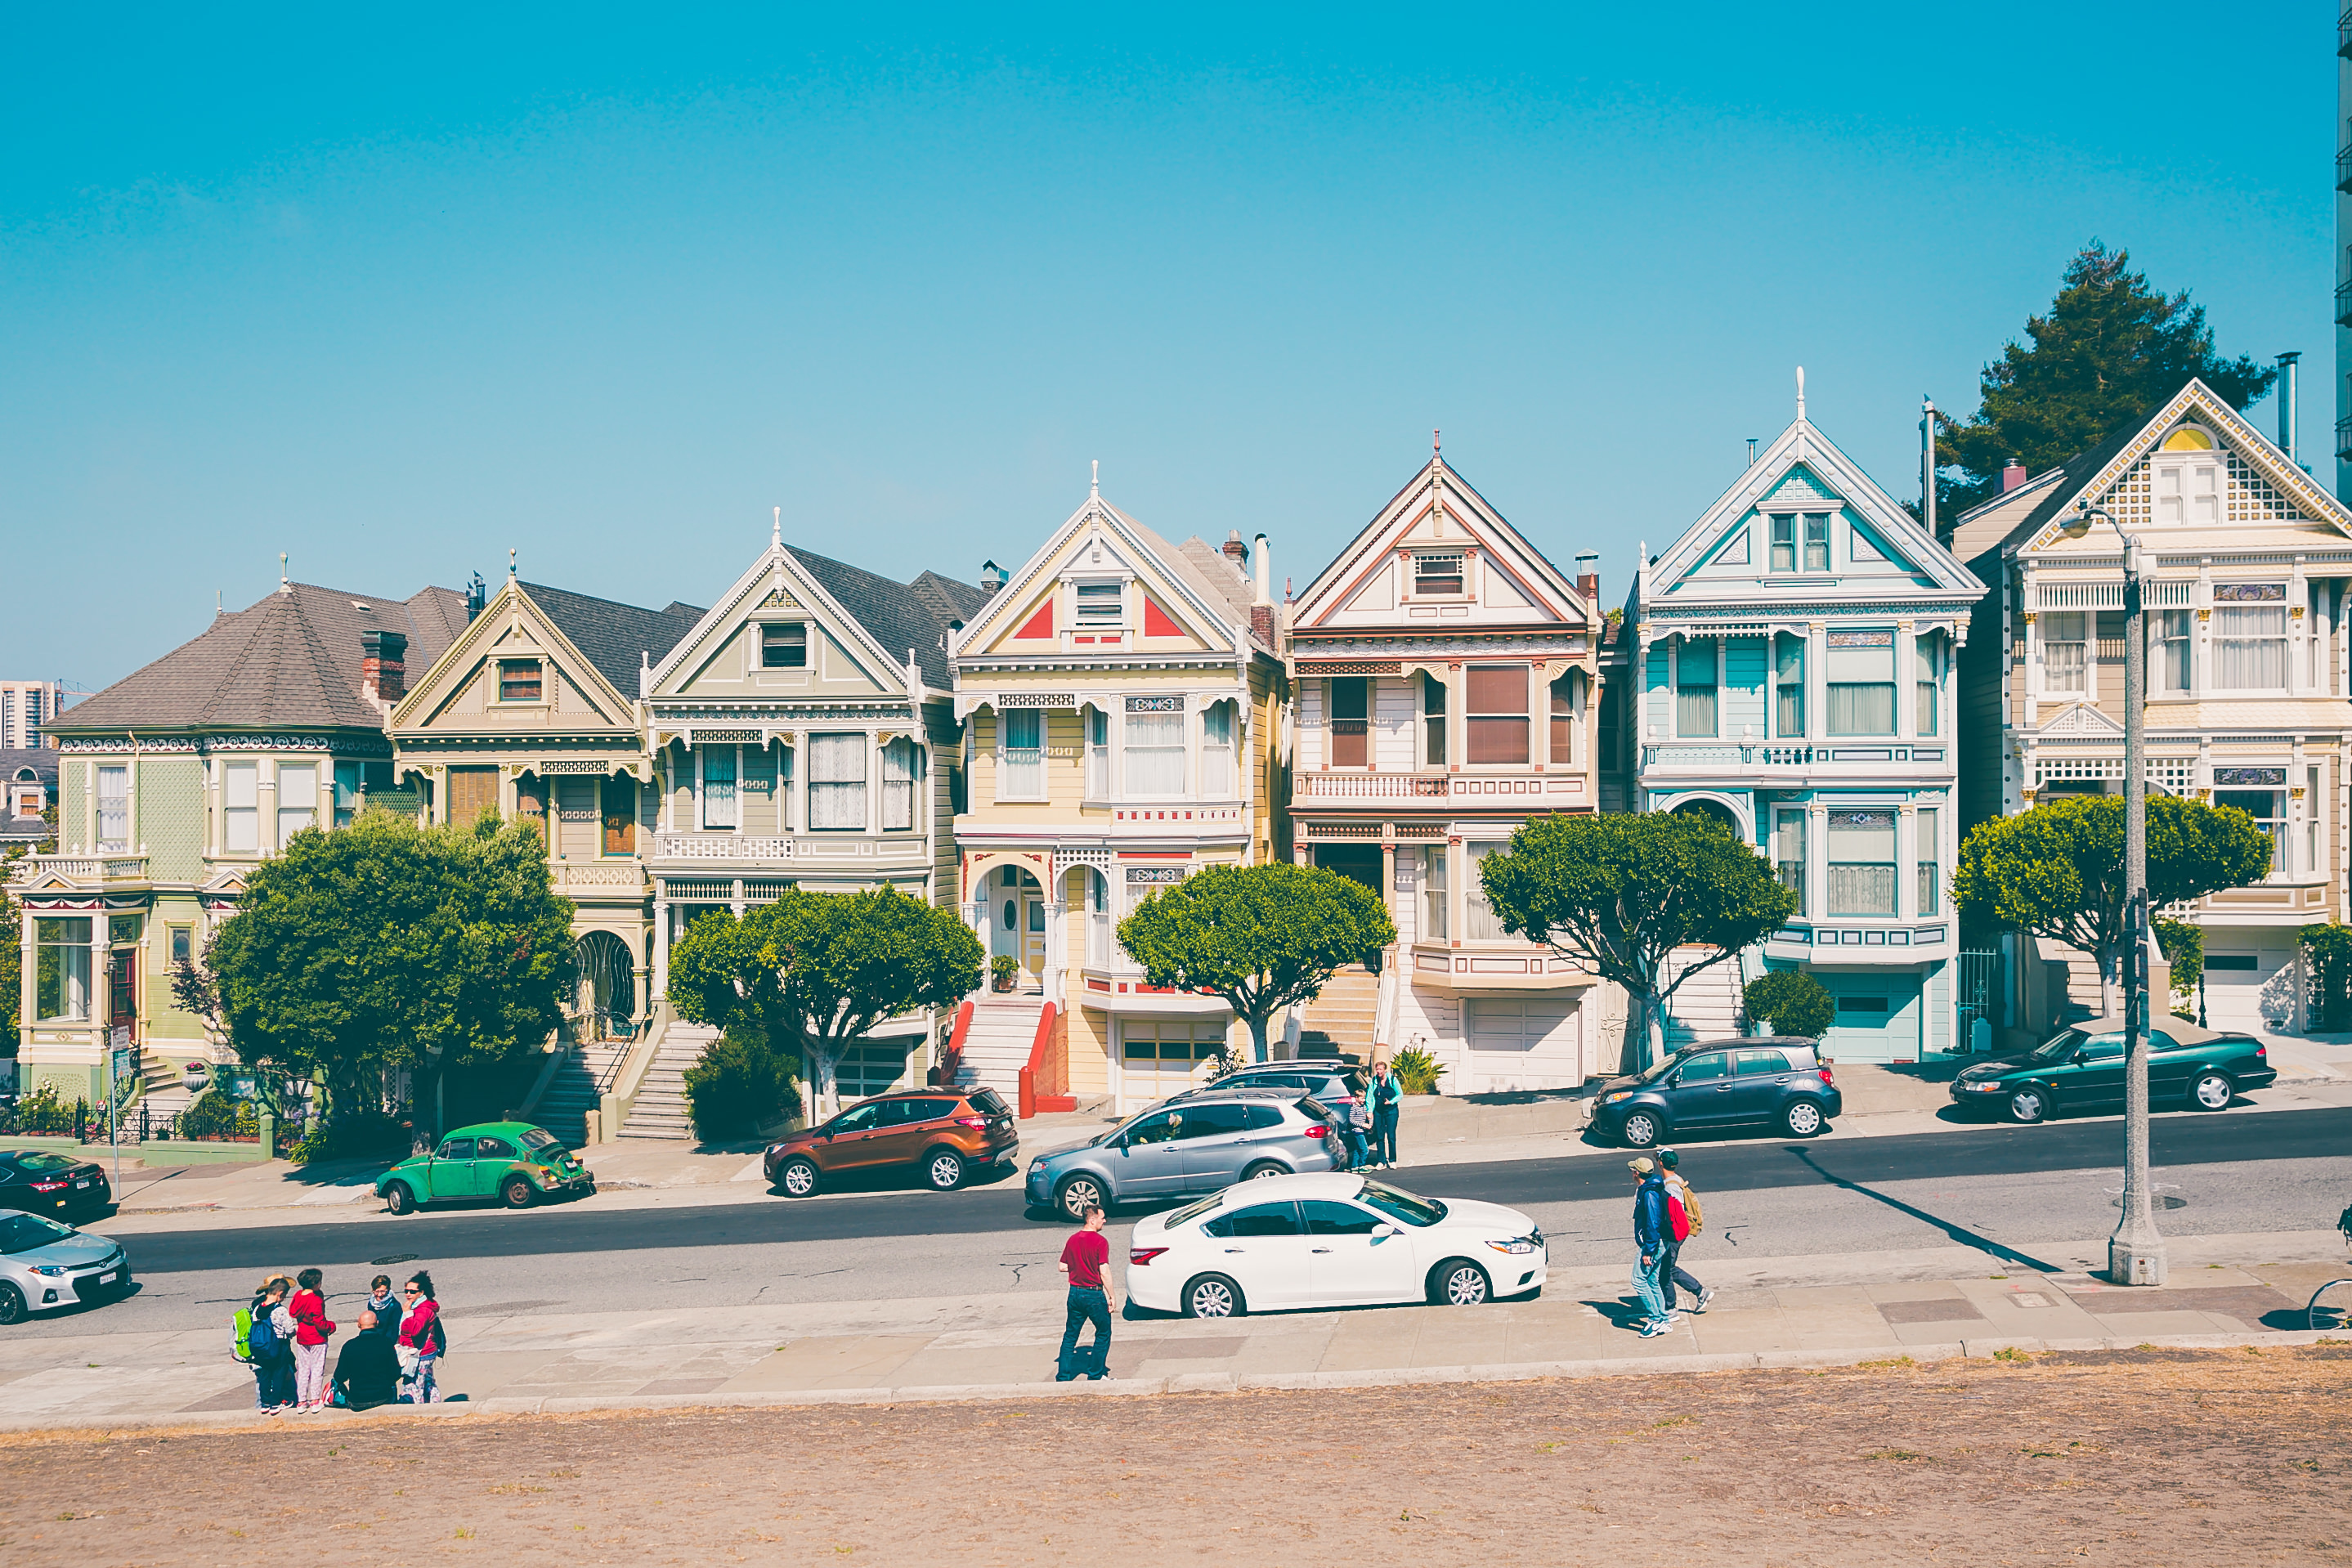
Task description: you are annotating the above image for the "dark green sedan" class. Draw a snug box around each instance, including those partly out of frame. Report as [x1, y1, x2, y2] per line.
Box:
[1948, 1015, 2278, 1124]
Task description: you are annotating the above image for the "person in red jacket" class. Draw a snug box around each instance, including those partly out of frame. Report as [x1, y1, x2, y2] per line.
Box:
[289, 1267, 338, 1411]
[397, 1270, 445, 1404]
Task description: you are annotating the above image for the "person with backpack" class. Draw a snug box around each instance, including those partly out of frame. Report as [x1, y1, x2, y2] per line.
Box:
[1628, 1157, 1673, 1337]
[1369, 1062, 1404, 1169]
[1655, 1149, 1714, 1315]
[289, 1267, 338, 1411]
[397, 1270, 445, 1404]
[237, 1277, 295, 1412]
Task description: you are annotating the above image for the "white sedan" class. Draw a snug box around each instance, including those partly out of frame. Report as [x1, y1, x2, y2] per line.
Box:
[1123, 1172, 1546, 1318]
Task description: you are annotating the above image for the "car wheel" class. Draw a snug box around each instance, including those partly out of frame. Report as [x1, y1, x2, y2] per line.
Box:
[501, 1176, 535, 1209]
[2190, 1071, 2233, 1112]
[779, 1158, 821, 1198]
[1183, 1273, 1244, 1319]
[1057, 1174, 1108, 1221]
[925, 1149, 966, 1191]
[1781, 1100, 1826, 1138]
[1433, 1259, 1491, 1306]
[383, 1182, 416, 1216]
[1240, 1161, 1286, 1181]
[1619, 1109, 1664, 1149]
[0, 1282, 25, 1325]
[2006, 1086, 2048, 1124]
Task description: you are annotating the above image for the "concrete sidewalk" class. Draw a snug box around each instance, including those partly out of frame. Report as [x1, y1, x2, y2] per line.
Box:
[3, 1230, 2341, 1432]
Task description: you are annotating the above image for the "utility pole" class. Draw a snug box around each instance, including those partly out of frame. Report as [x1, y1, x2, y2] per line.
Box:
[2063, 500, 2166, 1284]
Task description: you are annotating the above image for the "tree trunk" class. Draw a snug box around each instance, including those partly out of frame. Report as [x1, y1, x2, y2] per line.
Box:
[1620, 988, 1666, 1076]
[1247, 1011, 1271, 1064]
[2099, 944, 2121, 1019]
[814, 1042, 841, 1119]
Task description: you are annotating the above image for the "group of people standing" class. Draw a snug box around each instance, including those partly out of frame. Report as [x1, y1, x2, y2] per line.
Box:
[238, 1268, 446, 1411]
[1627, 1149, 1714, 1337]
[1328, 1060, 1404, 1172]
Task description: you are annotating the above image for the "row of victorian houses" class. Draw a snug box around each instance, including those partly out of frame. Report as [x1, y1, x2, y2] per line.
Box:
[15, 377, 2352, 1131]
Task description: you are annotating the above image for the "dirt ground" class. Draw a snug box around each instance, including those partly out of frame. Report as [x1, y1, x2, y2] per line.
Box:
[1, 1347, 2345, 1566]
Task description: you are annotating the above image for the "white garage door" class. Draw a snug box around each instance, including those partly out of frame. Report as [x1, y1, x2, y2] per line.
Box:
[1467, 997, 1575, 1051]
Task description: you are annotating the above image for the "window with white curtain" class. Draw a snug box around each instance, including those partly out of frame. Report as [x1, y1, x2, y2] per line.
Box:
[1826, 630, 1897, 736]
[1774, 810, 1808, 916]
[1914, 637, 1938, 736]
[224, 762, 258, 853]
[1775, 636, 1804, 737]
[1828, 809, 1897, 916]
[1674, 641, 1717, 738]
[277, 764, 318, 847]
[880, 738, 919, 831]
[1124, 698, 1185, 795]
[1916, 807, 1940, 916]
[1421, 844, 1449, 941]
[999, 710, 1043, 800]
[1465, 842, 1510, 942]
[1201, 701, 1235, 795]
[809, 733, 867, 830]
[2153, 610, 2193, 692]
[2214, 604, 2287, 690]
[1085, 708, 1109, 797]
[2040, 612, 2087, 695]
[96, 765, 128, 852]
[2215, 780, 2287, 876]
[700, 747, 737, 830]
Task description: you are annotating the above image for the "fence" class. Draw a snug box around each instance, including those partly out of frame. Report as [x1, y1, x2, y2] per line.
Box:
[1956, 948, 2005, 1046]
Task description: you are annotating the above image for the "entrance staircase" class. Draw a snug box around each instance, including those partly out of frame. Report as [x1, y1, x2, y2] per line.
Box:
[1296, 965, 1378, 1059]
[955, 994, 1046, 1104]
[616, 1021, 715, 1141]
[1661, 952, 1746, 1052]
[526, 1041, 628, 1145]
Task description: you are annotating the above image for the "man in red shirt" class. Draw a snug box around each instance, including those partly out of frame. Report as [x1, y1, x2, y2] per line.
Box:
[1055, 1203, 1113, 1382]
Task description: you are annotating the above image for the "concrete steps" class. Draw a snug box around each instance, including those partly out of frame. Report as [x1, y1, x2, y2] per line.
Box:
[617, 1021, 718, 1140]
[529, 1041, 627, 1145]
[1297, 966, 1377, 1055]
[956, 995, 1046, 1104]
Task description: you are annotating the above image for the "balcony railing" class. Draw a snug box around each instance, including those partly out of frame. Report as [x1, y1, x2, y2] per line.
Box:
[1297, 773, 1452, 800]
[2338, 144, 2352, 194]
[2337, 414, 2352, 464]
[650, 833, 797, 860]
[2341, 7, 2352, 57]
[2336, 280, 2352, 330]
[7, 853, 149, 887]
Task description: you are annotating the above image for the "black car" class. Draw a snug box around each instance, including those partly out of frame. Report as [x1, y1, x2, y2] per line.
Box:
[1171, 1062, 1368, 1112]
[1947, 1015, 2277, 1123]
[1587, 1037, 1844, 1147]
[0, 1150, 114, 1219]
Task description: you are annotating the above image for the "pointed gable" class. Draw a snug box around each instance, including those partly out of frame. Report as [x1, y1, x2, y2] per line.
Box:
[393, 578, 695, 733]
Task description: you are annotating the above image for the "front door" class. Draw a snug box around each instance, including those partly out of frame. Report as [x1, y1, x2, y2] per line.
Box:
[1024, 889, 1047, 979]
[428, 1137, 477, 1200]
[106, 949, 137, 1044]
[1201, 1200, 1313, 1308]
[1302, 1198, 1422, 1304]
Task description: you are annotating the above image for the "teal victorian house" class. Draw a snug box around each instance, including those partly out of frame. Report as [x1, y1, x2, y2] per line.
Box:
[1624, 377, 1987, 1062]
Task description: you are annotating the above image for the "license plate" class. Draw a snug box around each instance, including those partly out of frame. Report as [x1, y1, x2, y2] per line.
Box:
[74, 1180, 92, 1189]
[96, 1272, 117, 1284]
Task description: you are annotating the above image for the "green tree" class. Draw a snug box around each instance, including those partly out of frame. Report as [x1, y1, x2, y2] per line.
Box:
[1930, 243, 2276, 517]
[668, 888, 983, 1118]
[2153, 917, 2203, 1019]
[1117, 862, 1396, 1063]
[1953, 795, 2270, 1016]
[1742, 970, 1835, 1039]
[681, 1020, 803, 1142]
[206, 809, 576, 1143]
[1478, 813, 1798, 1074]
[0, 809, 55, 1055]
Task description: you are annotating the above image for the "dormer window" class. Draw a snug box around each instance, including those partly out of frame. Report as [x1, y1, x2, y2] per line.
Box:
[1074, 581, 1123, 627]
[1413, 553, 1465, 596]
[2153, 428, 2220, 525]
[499, 660, 543, 701]
[1770, 514, 1830, 573]
[762, 624, 808, 669]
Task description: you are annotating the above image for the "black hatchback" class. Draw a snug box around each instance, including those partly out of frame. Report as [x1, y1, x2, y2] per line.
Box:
[1588, 1037, 1843, 1147]
[0, 1150, 114, 1220]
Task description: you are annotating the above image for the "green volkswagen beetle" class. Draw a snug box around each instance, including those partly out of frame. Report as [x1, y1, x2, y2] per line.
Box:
[376, 1122, 596, 1214]
[1947, 1015, 2278, 1124]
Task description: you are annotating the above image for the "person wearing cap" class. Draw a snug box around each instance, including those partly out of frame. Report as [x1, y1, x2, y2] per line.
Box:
[1627, 1157, 1673, 1337]
[1655, 1149, 1714, 1315]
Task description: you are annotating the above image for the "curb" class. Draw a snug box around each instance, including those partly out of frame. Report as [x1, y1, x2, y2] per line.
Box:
[1, 1328, 2336, 1438]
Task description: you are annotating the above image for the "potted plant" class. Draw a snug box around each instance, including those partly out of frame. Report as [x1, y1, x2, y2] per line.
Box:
[991, 955, 1019, 993]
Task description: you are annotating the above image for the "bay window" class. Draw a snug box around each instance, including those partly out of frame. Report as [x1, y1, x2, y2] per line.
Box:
[1773, 810, 1808, 916]
[700, 747, 737, 830]
[1465, 842, 1509, 940]
[1674, 642, 1718, 739]
[2214, 770, 2287, 876]
[1916, 807, 1940, 916]
[2153, 610, 2193, 692]
[1548, 673, 1577, 764]
[2215, 603, 2287, 690]
[2040, 612, 2087, 694]
[36, 917, 92, 1021]
[1420, 672, 1447, 766]
[1328, 678, 1369, 768]
[1201, 701, 1235, 796]
[1085, 708, 1109, 797]
[880, 738, 919, 831]
[1915, 637, 1939, 736]
[1124, 698, 1186, 795]
[96, 765, 128, 852]
[1828, 809, 1897, 916]
[333, 759, 393, 829]
[1468, 666, 1530, 764]
[1826, 630, 1896, 736]
[809, 733, 868, 829]
[1420, 845, 1449, 941]
[999, 710, 1043, 800]
[1775, 636, 1804, 737]
[224, 762, 258, 853]
[277, 764, 318, 846]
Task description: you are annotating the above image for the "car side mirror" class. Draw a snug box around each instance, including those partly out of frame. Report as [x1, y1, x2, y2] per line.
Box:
[1373, 1222, 1400, 1238]
[1664, 1073, 1681, 1089]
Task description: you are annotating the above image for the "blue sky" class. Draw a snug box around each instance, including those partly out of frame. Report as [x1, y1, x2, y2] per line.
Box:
[3, 5, 2333, 695]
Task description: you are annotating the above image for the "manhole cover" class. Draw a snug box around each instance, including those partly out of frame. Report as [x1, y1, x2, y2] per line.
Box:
[2108, 1196, 2189, 1211]
[369, 1252, 420, 1266]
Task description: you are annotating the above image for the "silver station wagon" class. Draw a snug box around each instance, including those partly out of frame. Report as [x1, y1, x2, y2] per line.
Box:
[1024, 1090, 1339, 1221]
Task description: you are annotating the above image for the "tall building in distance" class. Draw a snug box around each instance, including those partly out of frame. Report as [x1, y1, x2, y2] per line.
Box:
[0, 681, 67, 749]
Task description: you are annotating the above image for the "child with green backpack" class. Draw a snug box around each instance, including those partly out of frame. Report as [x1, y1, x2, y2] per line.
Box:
[234, 1276, 296, 1412]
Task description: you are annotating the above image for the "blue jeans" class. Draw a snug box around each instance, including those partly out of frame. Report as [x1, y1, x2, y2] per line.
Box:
[1630, 1253, 1669, 1325]
[1373, 1106, 1399, 1165]
[254, 1355, 294, 1408]
[1058, 1288, 1110, 1381]
[1344, 1128, 1370, 1168]
[1658, 1242, 1702, 1310]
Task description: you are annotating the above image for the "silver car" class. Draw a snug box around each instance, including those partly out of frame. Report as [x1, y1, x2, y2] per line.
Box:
[1024, 1090, 1338, 1221]
[0, 1209, 132, 1324]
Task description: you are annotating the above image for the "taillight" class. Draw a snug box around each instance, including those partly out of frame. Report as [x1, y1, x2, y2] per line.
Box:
[955, 1116, 988, 1128]
[2255, 1045, 2267, 1056]
[1129, 1248, 1168, 1266]
[1301, 1125, 1326, 1138]
[1817, 1065, 1835, 1086]
[30, 1180, 67, 1194]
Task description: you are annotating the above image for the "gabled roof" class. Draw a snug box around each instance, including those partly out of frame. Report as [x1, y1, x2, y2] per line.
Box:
[1646, 402, 1983, 607]
[907, 570, 996, 630]
[785, 548, 985, 689]
[518, 581, 705, 697]
[52, 582, 468, 734]
[0, 747, 59, 787]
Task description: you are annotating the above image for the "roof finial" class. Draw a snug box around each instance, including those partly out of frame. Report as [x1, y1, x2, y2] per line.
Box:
[1433, 428, 1441, 458]
[1795, 365, 1807, 423]
[772, 504, 782, 549]
[279, 553, 289, 594]
[508, 547, 517, 581]
[1091, 459, 1100, 499]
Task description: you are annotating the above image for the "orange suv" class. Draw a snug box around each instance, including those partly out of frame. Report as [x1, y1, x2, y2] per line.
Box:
[764, 1086, 1018, 1197]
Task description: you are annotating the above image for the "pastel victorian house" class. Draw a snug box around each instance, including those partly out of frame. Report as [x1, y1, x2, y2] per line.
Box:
[639, 526, 988, 1104]
[386, 575, 704, 1077]
[1286, 446, 1609, 1092]
[947, 477, 1286, 1112]
[1628, 384, 1986, 1063]
[11, 580, 466, 1106]
[1952, 379, 2352, 1033]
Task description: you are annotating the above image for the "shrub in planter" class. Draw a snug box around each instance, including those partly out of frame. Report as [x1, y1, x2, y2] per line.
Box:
[683, 1025, 804, 1143]
[176, 1090, 259, 1142]
[1742, 970, 1835, 1039]
[990, 955, 1019, 992]
[1389, 1045, 1446, 1095]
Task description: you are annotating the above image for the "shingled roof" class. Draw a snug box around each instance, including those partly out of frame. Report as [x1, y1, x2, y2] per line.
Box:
[786, 547, 987, 689]
[519, 582, 706, 699]
[51, 582, 468, 734]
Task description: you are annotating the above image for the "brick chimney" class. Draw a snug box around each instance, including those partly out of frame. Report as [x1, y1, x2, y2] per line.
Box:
[1250, 605, 1274, 647]
[1574, 551, 1599, 607]
[1222, 530, 1248, 571]
[2000, 457, 2028, 494]
[361, 629, 408, 703]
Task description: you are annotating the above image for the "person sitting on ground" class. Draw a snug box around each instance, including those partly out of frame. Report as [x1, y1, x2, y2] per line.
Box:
[333, 1310, 404, 1410]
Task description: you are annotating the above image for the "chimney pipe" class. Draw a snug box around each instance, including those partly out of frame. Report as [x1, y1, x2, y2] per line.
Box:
[1745, 438, 1758, 468]
[361, 629, 408, 703]
[2277, 351, 2300, 467]
[980, 559, 1005, 595]
[1252, 534, 1270, 606]
[2000, 457, 2028, 495]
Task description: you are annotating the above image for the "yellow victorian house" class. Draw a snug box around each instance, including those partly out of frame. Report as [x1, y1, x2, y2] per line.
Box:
[948, 474, 1287, 1112]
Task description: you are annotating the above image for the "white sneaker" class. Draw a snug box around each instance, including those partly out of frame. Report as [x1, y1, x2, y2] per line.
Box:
[1692, 1288, 1716, 1314]
[1638, 1318, 1672, 1337]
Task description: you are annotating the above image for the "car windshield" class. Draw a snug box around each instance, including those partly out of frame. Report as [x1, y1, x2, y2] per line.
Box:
[2027, 1029, 2090, 1064]
[1355, 1179, 1446, 1227]
[1162, 1193, 1226, 1230]
[11, 1152, 78, 1173]
[518, 1128, 560, 1151]
[0, 1213, 75, 1254]
[1628, 1054, 1687, 1085]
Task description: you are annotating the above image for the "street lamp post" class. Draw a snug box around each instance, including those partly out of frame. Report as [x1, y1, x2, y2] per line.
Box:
[2059, 500, 2166, 1285]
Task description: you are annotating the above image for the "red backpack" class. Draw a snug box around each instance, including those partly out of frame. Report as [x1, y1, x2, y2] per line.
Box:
[1666, 1191, 1692, 1243]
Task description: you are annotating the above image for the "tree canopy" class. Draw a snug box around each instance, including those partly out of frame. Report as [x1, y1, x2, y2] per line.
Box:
[668, 888, 983, 1117]
[1479, 812, 1797, 1073]
[204, 809, 576, 1138]
[1953, 794, 2271, 1013]
[1743, 970, 1835, 1038]
[1117, 862, 1396, 1061]
[1931, 243, 2276, 517]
